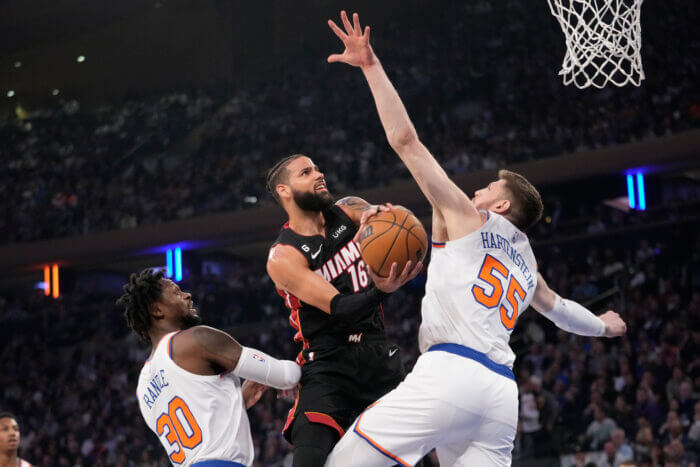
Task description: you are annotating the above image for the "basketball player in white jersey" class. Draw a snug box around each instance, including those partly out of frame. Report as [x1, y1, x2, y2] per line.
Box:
[117, 268, 301, 467]
[0, 413, 32, 467]
[324, 12, 627, 466]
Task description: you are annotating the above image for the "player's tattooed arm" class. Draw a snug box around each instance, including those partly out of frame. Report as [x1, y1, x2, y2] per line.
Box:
[336, 196, 373, 225]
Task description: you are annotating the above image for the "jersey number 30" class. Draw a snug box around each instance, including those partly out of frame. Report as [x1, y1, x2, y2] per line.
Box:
[156, 396, 203, 464]
[471, 254, 526, 330]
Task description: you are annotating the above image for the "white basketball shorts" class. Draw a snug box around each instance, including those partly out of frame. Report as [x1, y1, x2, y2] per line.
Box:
[325, 344, 519, 467]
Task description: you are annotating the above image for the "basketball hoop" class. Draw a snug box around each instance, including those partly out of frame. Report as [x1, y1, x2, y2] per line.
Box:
[547, 0, 645, 89]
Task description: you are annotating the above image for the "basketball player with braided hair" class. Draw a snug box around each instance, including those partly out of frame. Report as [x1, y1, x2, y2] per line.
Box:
[118, 268, 301, 466]
[324, 11, 628, 466]
[265, 154, 422, 467]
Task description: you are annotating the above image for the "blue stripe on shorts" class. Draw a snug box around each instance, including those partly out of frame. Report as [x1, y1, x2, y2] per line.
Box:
[427, 343, 515, 380]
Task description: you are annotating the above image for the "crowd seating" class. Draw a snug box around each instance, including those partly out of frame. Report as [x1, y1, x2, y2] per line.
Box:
[1, 0, 698, 244]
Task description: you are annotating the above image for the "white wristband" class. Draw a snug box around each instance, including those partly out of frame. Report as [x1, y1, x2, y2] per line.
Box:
[232, 346, 301, 390]
[545, 295, 606, 337]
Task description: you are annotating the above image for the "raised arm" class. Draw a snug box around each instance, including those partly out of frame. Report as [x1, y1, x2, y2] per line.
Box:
[328, 11, 482, 238]
[531, 273, 626, 338]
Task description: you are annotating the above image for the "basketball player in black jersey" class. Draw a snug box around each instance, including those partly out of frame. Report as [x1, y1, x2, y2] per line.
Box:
[266, 154, 422, 467]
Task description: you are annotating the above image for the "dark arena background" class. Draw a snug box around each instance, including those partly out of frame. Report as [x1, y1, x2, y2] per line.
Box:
[1, 0, 699, 466]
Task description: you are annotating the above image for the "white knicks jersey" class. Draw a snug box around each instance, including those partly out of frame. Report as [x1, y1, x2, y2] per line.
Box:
[137, 331, 253, 466]
[419, 211, 538, 369]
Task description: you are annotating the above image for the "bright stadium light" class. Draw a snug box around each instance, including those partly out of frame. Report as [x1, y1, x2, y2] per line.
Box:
[51, 264, 60, 298]
[174, 248, 183, 282]
[52, 89, 60, 96]
[14, 61, 21, 68]
[77, 55, 86, 63]
[636, 173, 646, 210]
[626, 174, 636, 209]
[166, 249, 174, 278]
[7, 90, 14, 97]
[44, 266, 51, 296]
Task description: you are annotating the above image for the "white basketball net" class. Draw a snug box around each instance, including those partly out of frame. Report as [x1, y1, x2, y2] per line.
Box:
[547, 0, 645, 88]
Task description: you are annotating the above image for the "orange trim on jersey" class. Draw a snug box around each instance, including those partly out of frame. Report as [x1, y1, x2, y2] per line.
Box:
[296, 305, 310, 365]
[304, 412, 345, 437]
[167, 331, 182, 359]
[431, 241, 446, 248]
[486, 210, 491, 220]
[277, 288, 310, 365]
[282, 384, 302, 435]
[144, 332, 172, 364]
[353, 401, 411, 467]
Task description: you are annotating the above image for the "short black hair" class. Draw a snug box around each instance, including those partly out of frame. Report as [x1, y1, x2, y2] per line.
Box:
[116, 269, 165, 343]
[0, 412, 17, 425]
[265, 154, 305, 203]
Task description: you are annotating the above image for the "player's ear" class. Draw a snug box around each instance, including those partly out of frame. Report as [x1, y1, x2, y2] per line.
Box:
[492, 198, 510, 215]
[276, 184, 291, 201]
[151, 302, 166, 321]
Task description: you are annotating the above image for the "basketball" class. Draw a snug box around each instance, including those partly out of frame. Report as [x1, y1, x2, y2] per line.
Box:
[357, 206, 428, 277]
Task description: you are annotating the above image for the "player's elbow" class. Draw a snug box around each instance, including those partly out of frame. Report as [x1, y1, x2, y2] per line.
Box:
[387, 127, 419, 152]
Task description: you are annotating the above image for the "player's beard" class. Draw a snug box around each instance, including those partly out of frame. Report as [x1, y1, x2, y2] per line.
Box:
[181, 313, 202, 330]
[293, 189, 334, 212]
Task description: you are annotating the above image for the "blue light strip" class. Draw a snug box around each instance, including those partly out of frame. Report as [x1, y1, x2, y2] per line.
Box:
[636, 173, 646, 210]
[626, 174, 636, 209]
[174, 248, 183, 281]
[166, 249, 173, 278]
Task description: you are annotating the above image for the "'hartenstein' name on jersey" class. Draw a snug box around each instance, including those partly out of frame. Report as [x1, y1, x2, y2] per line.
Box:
[480, 231, 535, 290]
[314, 240, 362, 282]
[142, 369, 169, 410]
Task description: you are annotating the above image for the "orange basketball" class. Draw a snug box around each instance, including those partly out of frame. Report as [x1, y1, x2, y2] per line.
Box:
[357, 206, 428, 277]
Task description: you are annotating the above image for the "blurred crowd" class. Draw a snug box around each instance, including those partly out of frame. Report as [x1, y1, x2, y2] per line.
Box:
[1, 187, 699, 466]
[1, 0, 699, 244]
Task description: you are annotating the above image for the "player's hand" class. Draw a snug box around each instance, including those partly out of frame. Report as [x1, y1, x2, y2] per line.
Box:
[327, 11, 376, 68]
[599, 310, 627, 337]
[368, 260, 422, 293]
[353, 202, 393, 243]
[242, 380, 269, 409]
[277, 387, 297, 403]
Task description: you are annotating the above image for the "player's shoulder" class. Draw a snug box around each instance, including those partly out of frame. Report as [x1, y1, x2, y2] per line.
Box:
[168, 325, 223, 362]
[177, 325, 219, 345]
[335, 196, 370, 223]
[335, 195, 370, 208]
[267, 242, 310, 270]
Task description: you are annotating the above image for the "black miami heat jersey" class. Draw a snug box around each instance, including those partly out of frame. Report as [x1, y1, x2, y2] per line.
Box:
[271, 205, 385, 364]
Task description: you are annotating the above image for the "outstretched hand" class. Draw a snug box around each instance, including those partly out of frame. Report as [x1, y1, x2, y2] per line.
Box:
[327, 11, 376, 68]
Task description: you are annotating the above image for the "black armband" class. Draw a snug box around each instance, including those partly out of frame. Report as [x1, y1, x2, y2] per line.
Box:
[330, 287, 387, 321]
